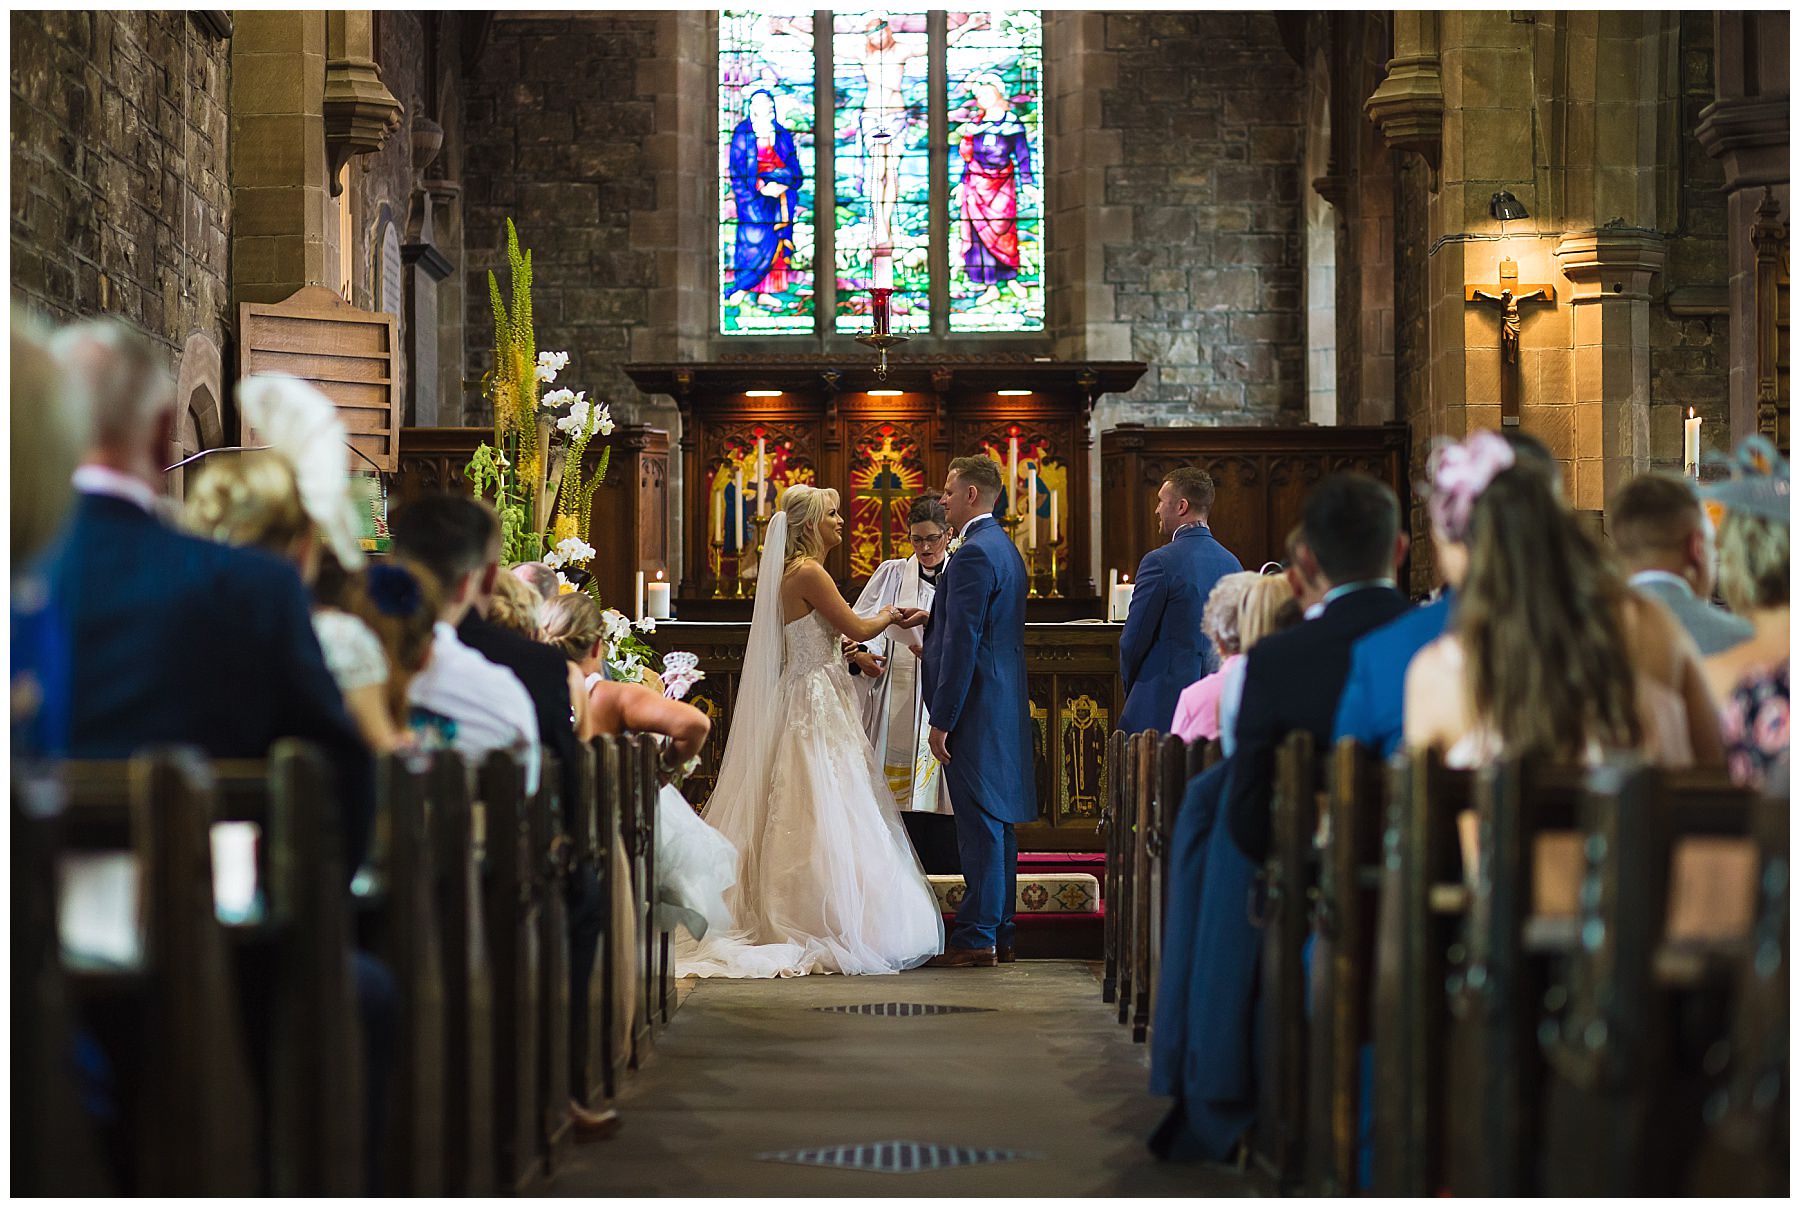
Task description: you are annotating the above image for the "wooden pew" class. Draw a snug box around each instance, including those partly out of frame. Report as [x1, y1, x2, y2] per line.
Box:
[429, 750, 496, 1196]
[533, 752, 575, 1168]
[622, 734, 660, 1066]
[1304, 738, 1385, 1195]
[1102, 729, 1127, 1007]
[54, 748, 266, 1195]
[1250, 729, 1319, 1193]
[1143, 733, 1188, 1047]
[477, 748, 544, 1195]
[594, 735, 634, 1103]
[1114, 732, 1142, 1027]
[13, 771, 117, 1196]
[364, 752, 447, 1195]
[569, 739, 609, 1112]
[1130, 729, 1160, 1042]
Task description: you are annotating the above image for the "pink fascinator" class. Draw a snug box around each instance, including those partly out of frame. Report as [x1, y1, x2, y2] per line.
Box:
[1425, 430, 1515, 541]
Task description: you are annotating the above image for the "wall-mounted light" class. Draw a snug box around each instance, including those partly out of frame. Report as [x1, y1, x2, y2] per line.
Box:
[868, 388, 904, 397]
[745, 389, 783, 398]
[997, 389, 1034, 397]
[1489, 190, 1529, 238]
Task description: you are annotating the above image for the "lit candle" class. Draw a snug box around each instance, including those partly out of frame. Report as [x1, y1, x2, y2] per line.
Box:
[647, 570, 672, 619]
[733, 466, 745, 555]
[1684, 409, 1701, 477]
[635, 570, 646, 621]
[1050, 487, 1059, 545]
[755, 436, 768, 517]
[1027, 468, 1038, 549]
[1110, 575, 1134, 623]
[1007, 436, 1019, 514]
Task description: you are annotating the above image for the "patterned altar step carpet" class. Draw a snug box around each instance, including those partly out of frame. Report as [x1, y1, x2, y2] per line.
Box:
[927, 852, 1105, 959]
[546, 961, 1269, 1197]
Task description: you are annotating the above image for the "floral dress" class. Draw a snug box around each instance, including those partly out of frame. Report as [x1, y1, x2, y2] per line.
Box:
[1721, 660, 1789, 790]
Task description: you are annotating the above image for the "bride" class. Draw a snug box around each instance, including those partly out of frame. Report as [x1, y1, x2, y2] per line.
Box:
[694, 483, 947, 976]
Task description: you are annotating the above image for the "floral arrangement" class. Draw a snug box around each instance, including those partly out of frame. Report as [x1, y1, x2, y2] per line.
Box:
[467, 218, 614, 577]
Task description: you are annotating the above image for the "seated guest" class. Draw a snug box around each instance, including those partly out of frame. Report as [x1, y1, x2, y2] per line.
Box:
[385, 494, 541, 792]
[1170, 571, 1259, 743]
[1281, 522, 1329, 617]
[1120, 467, 1244, 732]
[1700, 439, 1790, 789]
[1216, 573, 1296, 757]
[1405, 429, 1723, 770]
[511, 559, 560, 603]
[488, 568, 546, 640]
[1610, 471, 1754, 656]
[1226, 474, 1412, 861]
[1334, 432, 1558, 758]
[315, 554, 443, 750]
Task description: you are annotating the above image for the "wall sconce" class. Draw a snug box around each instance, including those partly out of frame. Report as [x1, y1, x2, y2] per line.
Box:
[745, 389, 783, 398]
[997, 389, 1033, 397]
[1489, 190, 1529, 237]
[868, 389, 903, 397]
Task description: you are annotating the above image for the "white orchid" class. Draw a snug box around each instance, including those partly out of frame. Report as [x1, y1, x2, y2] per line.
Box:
[541, 386, 578, 412]
[535, 350, 570, 383]
[553, 394, 590, 434]
[600, 608, 635, 643]
[543, 535, 596, 570]
[594, 403, 615, 437]
[633, 615, 656, 635]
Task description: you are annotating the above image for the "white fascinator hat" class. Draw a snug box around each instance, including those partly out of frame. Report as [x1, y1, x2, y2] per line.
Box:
[236, 374, 367, 570]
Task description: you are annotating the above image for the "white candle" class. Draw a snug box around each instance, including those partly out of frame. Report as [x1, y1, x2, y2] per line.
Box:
[1050, 487, 1059, 544]
[1684, 409, 1701, 477]
[1109, 567, 1118, 595]
[1007, 436, 1019, 513]
[734, 466, 745, 554]
[712, 476, 724, 544]
[1110, 577, 1135, 623]
[755, 437, 768, 517]
[1027, 469, 1038, 549]
[647, 572, 671, 619]
[873, 247, 893, 291]
[635, 570, 646, 621]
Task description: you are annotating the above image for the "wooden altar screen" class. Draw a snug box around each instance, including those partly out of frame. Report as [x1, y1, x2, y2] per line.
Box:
[1099, 422, 1412, 582]
[650, 621, 1120, 852]
[392, 425, 671, 613]
[624, 358, 1146, 620]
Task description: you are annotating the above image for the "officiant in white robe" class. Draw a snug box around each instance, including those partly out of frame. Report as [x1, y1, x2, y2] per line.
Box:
[846, 497, 961, 873]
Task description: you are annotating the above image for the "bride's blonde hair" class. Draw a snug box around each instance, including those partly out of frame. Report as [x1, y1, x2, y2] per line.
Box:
[781, 483, 838, 574]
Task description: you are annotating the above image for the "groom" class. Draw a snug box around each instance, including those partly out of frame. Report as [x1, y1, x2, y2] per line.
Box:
[920, 456, 1036, 967]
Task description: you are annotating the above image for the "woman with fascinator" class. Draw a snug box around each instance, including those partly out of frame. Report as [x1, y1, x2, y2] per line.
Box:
[1403, 428, 1724, 771]
[695, 483, 945, 976]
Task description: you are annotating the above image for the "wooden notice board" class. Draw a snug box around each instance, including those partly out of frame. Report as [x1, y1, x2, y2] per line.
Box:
[238, 285, 401, 471]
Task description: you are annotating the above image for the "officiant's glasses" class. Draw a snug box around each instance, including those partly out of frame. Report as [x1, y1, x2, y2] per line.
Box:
[906, 527, 949, 548]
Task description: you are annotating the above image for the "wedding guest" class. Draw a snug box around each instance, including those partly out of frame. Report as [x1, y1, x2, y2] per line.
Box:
[1282, 523, 1328, 616]
[489, 568, 546, 639]
[1169, 571, 1259, 744]
[1611, 471, 1753, 655]
[1334, 431, 1558, 759]
[848, 495, 959, 872]
[386, 494, 542, 792]
[1404, 430, 1723, 769]
[314, 553, 443, 749]
[1699, 441, 1789, 789]
[1227, 474, 1412, 860]
[512, 559, 560, 603]
[1119, 467, 1244, 732]
[1214, 574, 1296, 755]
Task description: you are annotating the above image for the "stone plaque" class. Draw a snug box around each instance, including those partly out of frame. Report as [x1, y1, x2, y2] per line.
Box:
[376, 220, 403, 318]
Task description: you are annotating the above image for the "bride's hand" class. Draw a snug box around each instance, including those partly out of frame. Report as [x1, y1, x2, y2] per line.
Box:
[892, 607, 929, 629]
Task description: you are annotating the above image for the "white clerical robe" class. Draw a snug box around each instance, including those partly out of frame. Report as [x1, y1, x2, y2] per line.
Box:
[850, 556, 952, 814]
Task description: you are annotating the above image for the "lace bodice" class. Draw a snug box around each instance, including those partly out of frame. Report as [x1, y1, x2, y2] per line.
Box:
[782, 610, 845, 678]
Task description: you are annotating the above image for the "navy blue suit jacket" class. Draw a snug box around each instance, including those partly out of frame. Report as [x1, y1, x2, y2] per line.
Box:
[1119, 524, 1242, 733]
[45, 492, 375, 871]
[1331, 591, 1454, 759]
[1226, 585, 1411, 861]
[920, 515, 1037, 825]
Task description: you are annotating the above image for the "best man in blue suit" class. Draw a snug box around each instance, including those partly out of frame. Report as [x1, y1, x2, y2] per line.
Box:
[1119, 466, 1243, 733]
[920, 456, 1037, 967]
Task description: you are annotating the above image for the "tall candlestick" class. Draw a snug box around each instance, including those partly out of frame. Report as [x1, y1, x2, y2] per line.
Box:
[755, 437, 768, 517]
[1050, 487, 1059, 544]
[1027, 469, 1038, 549]
[634, 570, 646, 621]
[1684, 409, 1701, 477]
[1007, 436, 1019, 514]
[734, 466, 745, 555]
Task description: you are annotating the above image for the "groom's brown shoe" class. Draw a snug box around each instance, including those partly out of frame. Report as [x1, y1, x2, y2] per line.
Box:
[926, 945, 998, 968]
[997, 945, 1016, 964]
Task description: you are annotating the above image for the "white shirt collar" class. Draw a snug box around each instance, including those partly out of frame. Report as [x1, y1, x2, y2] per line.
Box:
[1628, 569, 1695, 598]
[72, 464, 160, 514]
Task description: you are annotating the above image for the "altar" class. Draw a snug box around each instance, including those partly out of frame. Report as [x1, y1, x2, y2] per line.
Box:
[649, 620, 1121, 852]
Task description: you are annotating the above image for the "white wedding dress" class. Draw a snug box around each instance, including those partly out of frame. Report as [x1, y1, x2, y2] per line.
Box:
[682, 513, 945, 977]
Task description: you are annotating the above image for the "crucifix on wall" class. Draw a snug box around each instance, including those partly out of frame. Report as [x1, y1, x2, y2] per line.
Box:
[1465, 257, 1555, 426]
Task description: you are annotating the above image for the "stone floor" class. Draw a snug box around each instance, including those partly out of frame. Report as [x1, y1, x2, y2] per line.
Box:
[550, 960, 1267, 1197]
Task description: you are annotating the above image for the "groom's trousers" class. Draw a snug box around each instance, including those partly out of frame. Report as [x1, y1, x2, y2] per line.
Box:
[949, 800, 1017, 951]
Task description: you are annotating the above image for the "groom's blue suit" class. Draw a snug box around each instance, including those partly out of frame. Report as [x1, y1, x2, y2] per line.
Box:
[920, 511, 1036, 951]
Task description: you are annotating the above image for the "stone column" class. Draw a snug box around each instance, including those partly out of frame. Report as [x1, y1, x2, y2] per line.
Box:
[1556, 228, 1668, 508]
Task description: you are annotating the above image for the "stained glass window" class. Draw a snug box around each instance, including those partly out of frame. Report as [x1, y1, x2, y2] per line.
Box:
[946, 10, 1044, 332]
[719, 9, 817, 335]
[717, 8, 1043, 338]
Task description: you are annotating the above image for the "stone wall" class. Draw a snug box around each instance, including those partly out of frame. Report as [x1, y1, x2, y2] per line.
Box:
[462, 13, 661, 426]
[1096, 12, 1308, 426]
[10, 11, 231, 358]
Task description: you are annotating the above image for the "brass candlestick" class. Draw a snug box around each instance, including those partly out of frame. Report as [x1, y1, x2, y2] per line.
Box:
[709, 536, 728, 599]
[1045, 541, 1064, 599]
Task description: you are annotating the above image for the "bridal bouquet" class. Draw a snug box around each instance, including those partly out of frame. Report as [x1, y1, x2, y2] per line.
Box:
[466, 219, 614, 581]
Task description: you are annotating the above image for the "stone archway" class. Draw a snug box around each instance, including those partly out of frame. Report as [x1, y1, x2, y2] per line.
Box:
[169, 332, 225, 499]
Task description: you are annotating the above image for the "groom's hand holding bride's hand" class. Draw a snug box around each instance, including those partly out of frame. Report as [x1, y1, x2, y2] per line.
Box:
[929, 725, 951, 764]
[891, 606, 929, 629]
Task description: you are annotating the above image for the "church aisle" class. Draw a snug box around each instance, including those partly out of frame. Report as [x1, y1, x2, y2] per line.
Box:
[549, 962, 1265, 1197]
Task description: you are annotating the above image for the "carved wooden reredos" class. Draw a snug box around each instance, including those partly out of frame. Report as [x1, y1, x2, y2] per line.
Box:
[624, 358, 1147, 615]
